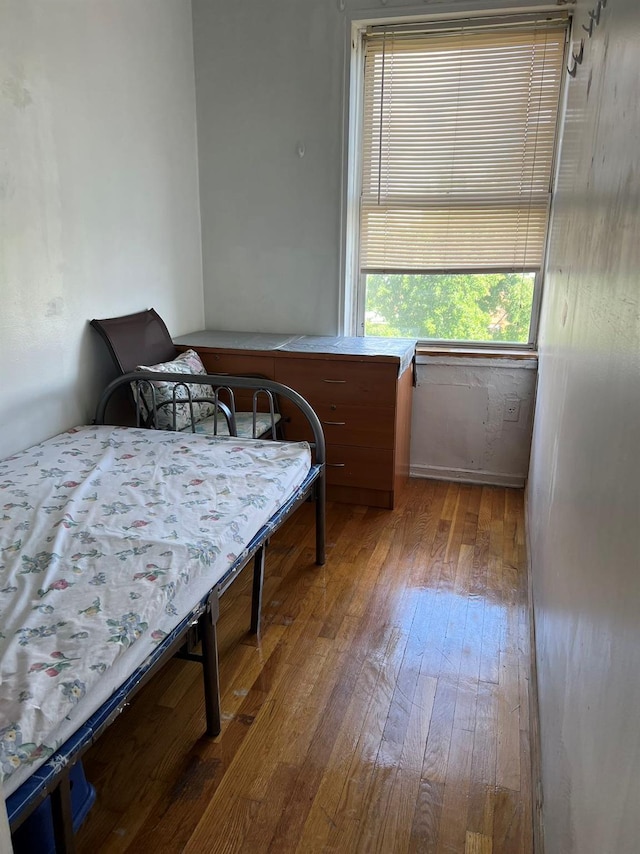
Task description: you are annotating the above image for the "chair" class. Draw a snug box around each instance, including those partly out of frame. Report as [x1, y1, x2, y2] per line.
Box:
[91, 309, 281, 440]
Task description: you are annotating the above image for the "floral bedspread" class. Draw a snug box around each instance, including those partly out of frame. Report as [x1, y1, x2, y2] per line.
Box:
[0, 426, 310, 795]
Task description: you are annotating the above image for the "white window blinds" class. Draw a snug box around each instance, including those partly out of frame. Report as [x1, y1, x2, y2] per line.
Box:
[360, 16, 568, 273]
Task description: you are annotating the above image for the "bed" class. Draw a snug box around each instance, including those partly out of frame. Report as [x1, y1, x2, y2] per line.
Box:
[2, 372, 325, 851]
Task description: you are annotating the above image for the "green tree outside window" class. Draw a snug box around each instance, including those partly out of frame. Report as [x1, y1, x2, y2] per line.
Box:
[364, 272, 535, 343]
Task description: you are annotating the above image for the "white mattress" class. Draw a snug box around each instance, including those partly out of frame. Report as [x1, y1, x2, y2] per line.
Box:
[0, 426, 310, 796]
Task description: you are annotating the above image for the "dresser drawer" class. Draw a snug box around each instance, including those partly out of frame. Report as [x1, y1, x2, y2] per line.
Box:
[283, 401, 395, 449]
[274, 358, 397, 408]
[325, 445, 394, 490]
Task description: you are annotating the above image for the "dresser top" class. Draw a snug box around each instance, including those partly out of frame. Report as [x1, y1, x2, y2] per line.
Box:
[174, 331, 417, 375]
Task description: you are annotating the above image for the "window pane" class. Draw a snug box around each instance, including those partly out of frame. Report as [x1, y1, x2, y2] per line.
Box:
[365, 272, 535, 343]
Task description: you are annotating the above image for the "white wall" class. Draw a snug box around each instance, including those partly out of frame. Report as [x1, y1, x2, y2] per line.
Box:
[192, 0, 344, 334]
[411, 357, 536, 487]
[527, 0, 640, 851]
[0, 0, 204, 458]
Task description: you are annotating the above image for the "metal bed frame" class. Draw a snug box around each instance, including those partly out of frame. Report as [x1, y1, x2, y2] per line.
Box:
[7, 373, 325, 853]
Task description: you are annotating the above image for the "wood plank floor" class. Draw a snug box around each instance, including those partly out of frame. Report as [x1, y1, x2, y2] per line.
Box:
[76, 479, 533, 853]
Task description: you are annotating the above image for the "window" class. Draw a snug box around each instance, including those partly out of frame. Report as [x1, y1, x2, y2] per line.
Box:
[348, 14, 568, 345]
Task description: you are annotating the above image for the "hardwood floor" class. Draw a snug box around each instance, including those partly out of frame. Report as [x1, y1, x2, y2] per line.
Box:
[76, 479, 533, 853]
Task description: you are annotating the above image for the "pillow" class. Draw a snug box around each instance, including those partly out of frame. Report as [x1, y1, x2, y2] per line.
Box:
[135, 349, 216, 431]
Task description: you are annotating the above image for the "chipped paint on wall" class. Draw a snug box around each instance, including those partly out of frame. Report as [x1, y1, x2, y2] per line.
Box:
[1, 65, 33, 109]
[411, 359, 537, 486]
[1, 12, 65, 334]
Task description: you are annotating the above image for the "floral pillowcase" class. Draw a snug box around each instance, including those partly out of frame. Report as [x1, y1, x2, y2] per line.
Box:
[135, 349, 216, 431]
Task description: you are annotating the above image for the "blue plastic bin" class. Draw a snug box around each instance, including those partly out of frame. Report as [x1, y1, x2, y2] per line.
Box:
[12, 761, 96, 854]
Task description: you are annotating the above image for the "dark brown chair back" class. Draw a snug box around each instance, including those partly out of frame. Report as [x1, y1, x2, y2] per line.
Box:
[91, 308, 177, 374]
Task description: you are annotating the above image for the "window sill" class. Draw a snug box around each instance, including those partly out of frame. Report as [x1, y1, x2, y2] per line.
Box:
[415, 345, 538, 369]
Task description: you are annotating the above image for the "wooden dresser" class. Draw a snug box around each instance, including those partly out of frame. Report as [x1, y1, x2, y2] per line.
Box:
[174, 332, 416, 509]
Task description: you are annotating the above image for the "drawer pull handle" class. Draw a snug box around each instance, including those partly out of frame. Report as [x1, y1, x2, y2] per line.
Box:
[322, 420, 346, 426]
[322, 379, 346, 384]
[327, 462, 346, 468]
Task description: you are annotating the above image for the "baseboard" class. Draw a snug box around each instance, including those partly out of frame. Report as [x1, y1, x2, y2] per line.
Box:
[524, 488, 545, 854]
[410, 463, 525, 488]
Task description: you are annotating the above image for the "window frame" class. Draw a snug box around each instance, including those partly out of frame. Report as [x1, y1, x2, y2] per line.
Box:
[343, 10, 569, 350]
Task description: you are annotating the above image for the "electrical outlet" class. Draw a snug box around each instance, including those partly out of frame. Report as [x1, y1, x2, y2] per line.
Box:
[504, 398, 521, 422]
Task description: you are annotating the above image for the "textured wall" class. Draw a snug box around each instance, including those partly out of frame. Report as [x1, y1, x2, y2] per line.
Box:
[0, 0, 204, 458]
[411, 358, 536, 486]
[527, 0, 640, 851]
[192, 0, 344, 334]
